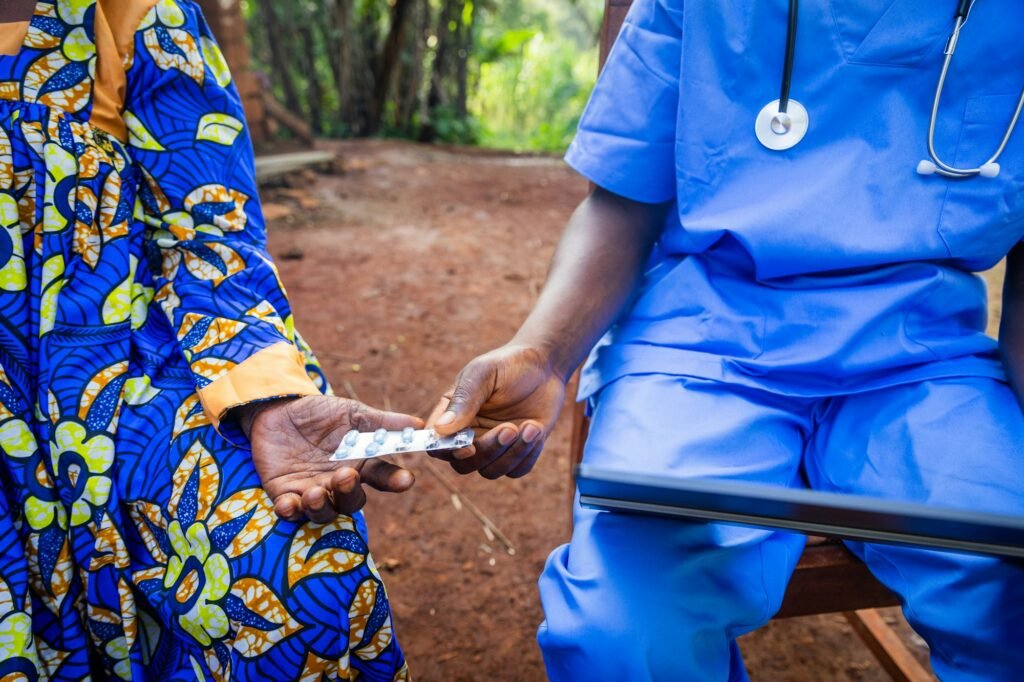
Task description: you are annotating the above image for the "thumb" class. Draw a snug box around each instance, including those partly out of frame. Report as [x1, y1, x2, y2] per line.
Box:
[434, 360, 494, 435]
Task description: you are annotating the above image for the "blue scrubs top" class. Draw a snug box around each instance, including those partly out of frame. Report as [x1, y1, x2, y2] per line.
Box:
[571, 0, 1024, 399]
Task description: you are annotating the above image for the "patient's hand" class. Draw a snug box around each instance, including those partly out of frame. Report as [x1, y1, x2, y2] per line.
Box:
[431, 344, 567, 479]
[237, 396, 423, 522]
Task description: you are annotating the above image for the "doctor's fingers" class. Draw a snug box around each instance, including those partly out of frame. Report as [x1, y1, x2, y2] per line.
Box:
[427, 443, 476, 464]
[463, 420, 545, 479]
[479, 426, 544, 479]
[507, 439, 545, 479]
[448, 423, 520, 475]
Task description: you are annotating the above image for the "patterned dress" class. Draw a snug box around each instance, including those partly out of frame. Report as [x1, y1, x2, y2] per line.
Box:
[0, 1, 407, 679]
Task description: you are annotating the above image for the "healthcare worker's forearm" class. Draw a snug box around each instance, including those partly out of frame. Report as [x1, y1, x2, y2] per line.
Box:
[1000, 244, 1024, 409]
[511, 187, 670, 380]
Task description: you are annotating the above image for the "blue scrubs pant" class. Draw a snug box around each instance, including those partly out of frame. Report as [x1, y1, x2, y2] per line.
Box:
[538, 375, 1024, 681]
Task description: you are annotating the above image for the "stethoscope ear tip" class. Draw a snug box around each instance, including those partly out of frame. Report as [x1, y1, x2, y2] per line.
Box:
[979, 162, 1001, 178]
[916, 160, 1001, 178]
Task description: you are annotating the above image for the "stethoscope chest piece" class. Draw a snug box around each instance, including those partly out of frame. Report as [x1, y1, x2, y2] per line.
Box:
[755, 99, 809, 151]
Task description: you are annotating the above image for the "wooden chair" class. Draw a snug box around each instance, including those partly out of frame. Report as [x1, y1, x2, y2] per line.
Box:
[571, 5, 937, 679]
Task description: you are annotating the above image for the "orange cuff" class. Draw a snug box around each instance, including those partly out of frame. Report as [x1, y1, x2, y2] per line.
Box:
[197, 341, 322, 427]
[0, 22, 29, 56]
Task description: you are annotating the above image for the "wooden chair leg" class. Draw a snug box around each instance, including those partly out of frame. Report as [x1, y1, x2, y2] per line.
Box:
[844, 610, 934, 682]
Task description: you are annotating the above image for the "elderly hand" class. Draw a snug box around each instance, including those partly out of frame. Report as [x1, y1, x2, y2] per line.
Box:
[237, 395, 423, 522]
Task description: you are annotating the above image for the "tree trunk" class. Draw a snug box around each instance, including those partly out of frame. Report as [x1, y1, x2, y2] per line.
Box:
[427, 0, 455, 113]
[395, 0, 428, 135]
[256, 0, 302, 115]
[454, 2, 473, 119]
[368, 0, 415, 134]
[330, 0, 357, 132]
[320, 0, 341, 87]
[344, 6, 380, 136]
[299, 24, 324, 135]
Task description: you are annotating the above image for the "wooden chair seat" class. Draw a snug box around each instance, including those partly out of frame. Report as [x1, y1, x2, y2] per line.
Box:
[778, 536, 899, 618]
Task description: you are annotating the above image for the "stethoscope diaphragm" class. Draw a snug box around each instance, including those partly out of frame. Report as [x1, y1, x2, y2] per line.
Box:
[755, 98, 809, 151]
[758, 0, 1021, 180]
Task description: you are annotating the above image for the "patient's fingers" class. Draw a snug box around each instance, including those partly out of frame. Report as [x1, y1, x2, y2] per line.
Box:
[273, 492, 304, 521]
[327, 467, 367, 516]
[360, 459, 416, 493]
[303, 484, 340, 524]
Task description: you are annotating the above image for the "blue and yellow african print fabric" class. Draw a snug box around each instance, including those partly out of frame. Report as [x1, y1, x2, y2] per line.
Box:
[0, 1, 407, 679]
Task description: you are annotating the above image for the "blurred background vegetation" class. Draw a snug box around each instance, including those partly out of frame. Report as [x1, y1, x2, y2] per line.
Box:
[242, 0, 603, 152]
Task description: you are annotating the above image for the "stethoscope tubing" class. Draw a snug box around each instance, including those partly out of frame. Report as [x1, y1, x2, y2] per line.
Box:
[925, 12, 1024, 178]
[778, 0, 798, 114]
[764, 0, 1024, 180]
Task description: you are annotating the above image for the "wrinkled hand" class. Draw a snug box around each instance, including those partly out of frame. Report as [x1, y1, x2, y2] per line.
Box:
[238, 395, 423, 522]
[431, 344, 567, 479]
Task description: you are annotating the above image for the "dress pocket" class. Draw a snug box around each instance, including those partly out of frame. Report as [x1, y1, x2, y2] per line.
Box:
[829, 0, 950, 67]
[937, 94, 1024, 266]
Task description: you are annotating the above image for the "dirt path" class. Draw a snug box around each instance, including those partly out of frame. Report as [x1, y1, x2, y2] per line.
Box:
[266, 140, 1004, 681]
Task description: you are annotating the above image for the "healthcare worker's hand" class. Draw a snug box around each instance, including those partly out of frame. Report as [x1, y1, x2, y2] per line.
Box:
[429, 187, 666, 480]
[431, 344, 567, 479]
[238, 396, 423, 522]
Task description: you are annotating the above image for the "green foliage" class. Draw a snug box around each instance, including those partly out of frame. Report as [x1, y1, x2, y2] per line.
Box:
[428, 104, 482, 144]
[471, 0, 602, 152]
[242, 0, 602, 152]
[472, 31, 597, 151]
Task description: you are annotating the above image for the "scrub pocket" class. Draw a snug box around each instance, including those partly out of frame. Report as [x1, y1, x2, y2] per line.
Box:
[937, 93, 1024, 265]
[829, 0, 948, 67]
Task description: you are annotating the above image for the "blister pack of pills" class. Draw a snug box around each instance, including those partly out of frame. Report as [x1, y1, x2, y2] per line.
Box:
[331, 427, 474, 461]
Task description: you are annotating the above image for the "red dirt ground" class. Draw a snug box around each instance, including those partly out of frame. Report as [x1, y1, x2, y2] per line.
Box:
[266, 139, 1004, 681]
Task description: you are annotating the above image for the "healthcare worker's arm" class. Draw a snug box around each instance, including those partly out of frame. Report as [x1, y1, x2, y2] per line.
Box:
[431, 188, 669, 478]
[1000, 244, 1024, 409]
[431, 0, 681, 478]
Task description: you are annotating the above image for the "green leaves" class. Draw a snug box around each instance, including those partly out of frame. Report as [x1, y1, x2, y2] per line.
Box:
[241, 0, 601, 151]
[477, 28, 537, 63]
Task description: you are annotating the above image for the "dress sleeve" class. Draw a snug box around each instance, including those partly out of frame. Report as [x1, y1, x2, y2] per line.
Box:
[564, 0, 682, 204]
[124, 0, 321, 425]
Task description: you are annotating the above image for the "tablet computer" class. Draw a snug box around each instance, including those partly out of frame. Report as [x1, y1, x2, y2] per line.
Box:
[577, 465, 1024, 559]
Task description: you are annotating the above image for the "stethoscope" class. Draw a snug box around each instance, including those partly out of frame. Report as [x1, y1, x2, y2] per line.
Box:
[755, 0, 1024, 179]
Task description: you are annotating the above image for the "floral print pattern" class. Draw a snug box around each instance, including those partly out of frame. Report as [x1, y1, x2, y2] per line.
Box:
[0, 1, 405, 679]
